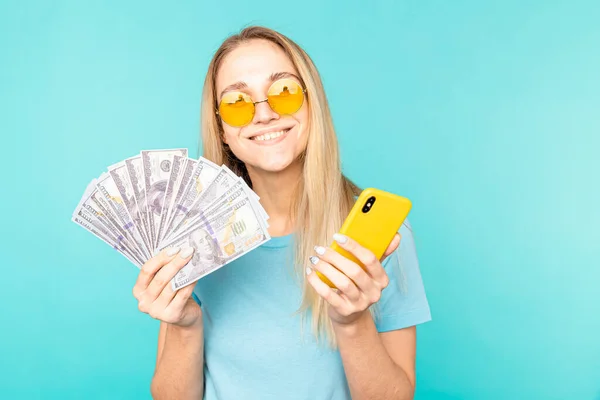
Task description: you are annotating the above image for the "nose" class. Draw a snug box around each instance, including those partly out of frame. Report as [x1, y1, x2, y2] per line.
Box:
[252, 99, 279, 125]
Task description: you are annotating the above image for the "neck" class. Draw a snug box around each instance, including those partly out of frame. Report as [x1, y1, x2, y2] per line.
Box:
[246, 161, 302, 237]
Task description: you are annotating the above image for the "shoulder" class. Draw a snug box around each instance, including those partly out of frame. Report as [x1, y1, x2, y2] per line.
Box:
[382, 217, 418, 272]
[376, 217, 432, 332]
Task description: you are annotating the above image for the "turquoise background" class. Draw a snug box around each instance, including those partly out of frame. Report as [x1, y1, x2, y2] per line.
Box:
[1, 0, 599, 399]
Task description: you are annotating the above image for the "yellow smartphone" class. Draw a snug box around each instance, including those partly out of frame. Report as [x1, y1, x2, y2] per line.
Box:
[316, 188, 412, 288]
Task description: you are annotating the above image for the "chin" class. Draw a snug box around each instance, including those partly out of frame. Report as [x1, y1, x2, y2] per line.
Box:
[261, 162, 293, 173]
[255, 156, 299, 173]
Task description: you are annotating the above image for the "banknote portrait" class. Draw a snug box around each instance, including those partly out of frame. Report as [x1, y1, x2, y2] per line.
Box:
[147, 179, 168, 217]
[188, 227, 225, 273]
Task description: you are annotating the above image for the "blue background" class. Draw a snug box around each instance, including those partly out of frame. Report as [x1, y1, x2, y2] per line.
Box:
[1, 1, 599, 399]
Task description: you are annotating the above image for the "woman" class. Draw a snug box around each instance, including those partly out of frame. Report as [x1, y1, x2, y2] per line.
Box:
[132, 26, 431, 399]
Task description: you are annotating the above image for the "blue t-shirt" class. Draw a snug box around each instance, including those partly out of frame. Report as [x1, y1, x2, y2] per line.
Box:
[192, 218, 431, 400]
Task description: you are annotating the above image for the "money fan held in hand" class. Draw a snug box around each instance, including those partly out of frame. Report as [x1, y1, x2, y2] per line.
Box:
[72, 148, 271, 290]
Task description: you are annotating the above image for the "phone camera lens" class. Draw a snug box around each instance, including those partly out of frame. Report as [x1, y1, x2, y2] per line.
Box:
[362, 196, 376, 213]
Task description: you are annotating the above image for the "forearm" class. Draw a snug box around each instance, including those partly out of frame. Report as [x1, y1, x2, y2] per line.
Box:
[151, 322, 205, 400]
[334, 312, 414, 400]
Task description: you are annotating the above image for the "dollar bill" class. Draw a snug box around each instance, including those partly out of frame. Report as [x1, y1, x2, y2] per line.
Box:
[161, 181, 248, 245]
[160, 158, 197, 237]
[166, 167, 239, 239]
[161, 157, 220, 240]
[165, 180, 270, 245]
[73, 149, 273, 283]
[89, 191, 147, 263]
[142, 149, 188, 248]
[72, 208, 142, 268]
[72, 179, 126, 250]
[159, 196, 271, 290]
[96, 172, 152, 259]
[124, 156, 152, 252]
[108, 160, 152, 252]
[221, 165, 269, 222]
[155, 154, 186, 248]
[75, 182, 146, 265]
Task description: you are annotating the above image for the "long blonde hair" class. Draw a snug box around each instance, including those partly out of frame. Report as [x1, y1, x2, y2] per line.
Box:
[200, 26, 373, 347]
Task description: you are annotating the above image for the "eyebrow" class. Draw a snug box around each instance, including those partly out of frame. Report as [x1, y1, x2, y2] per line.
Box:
[219, 71, 302, 100]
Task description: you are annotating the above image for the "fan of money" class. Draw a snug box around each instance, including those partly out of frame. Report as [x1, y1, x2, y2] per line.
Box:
[72, 149, 271, 291]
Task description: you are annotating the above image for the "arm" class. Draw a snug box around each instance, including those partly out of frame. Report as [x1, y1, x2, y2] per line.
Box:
[131, 247, 205, 400]
[307, 233, 421, 399]
[151, 320, 205, 400]
[333, 313, 415, 400]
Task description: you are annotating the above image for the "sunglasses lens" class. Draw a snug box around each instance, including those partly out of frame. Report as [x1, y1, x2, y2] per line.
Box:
[219, 92, 254, 127]
[267, 79, 304, 116]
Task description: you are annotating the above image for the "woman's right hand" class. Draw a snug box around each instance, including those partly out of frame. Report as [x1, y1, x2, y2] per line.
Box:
[132, 246, 202, 328]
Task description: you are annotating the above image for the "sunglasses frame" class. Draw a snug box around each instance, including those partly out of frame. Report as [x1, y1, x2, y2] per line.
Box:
[215, 78, 307, 127]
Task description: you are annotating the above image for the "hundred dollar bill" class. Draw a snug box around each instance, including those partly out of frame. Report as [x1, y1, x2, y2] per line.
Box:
[166, 167, 238, 239]
[165, 181, 268, 245]
[108, 161, 153, 252]
[96, 172, 152, 259]
[124, 156, 152, 252]
[72, 186, 126, 253]
[88, 190, 147, 264]
[72, 208, 142, 268]
[142, 148, 188, 248]
[221, 165, 260, 202]
[161, 181, 248, 246]
[221, 165, 269, 222]
[161, 157, 220, 240]
[75, 182, 146, 265]
[160, 158, 197, 237]
[159, 196, 271, 290]
[155, 154, 186, 247]
[175, 164, 268, 231]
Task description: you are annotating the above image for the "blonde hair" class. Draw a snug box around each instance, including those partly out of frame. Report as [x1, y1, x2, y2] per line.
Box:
[200, 26, 377, 347]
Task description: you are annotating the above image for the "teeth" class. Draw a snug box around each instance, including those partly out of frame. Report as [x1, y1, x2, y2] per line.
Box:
[252, 129, 288, 141]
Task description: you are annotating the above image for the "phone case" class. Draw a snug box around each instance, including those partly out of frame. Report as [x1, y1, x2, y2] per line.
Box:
[316, 188, 412, 288]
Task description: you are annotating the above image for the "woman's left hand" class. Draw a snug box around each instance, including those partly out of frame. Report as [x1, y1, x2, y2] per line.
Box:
[306, 233, 401, 326]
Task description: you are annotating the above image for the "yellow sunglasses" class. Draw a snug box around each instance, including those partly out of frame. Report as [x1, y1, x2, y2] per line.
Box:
[216, 78, 307, 127]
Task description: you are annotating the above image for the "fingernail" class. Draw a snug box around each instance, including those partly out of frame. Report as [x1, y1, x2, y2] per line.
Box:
[306, 267, 312, 275]
[166, 246, 181, 257]
[180, 247, 195, 258]
[309, 256, 319, 265]
[314, 246, 326, 255]
[333, 233, 347, 244]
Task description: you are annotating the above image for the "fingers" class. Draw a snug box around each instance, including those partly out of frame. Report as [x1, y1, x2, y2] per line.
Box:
[305, 266, 345, 309]
[309, 234, 398, 323]
[164, 284, 197, 320]
[332, 234, 390, 289]
[309, 254, 361, 301]
[153, 283, 196, 324]
[148, 279, 178, 317]
[142, 247, 195, 302]
[132, 246, 182, 299]
[313, 246, 374, 300]
[134, 246, 195, 318]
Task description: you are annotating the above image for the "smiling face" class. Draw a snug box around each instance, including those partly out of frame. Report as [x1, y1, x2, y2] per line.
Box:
[215, 39, 309, 173]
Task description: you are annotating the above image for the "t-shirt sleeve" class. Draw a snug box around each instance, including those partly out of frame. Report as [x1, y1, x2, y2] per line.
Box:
[374, 218, 432, 332]
[192, 286, 202, 306]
